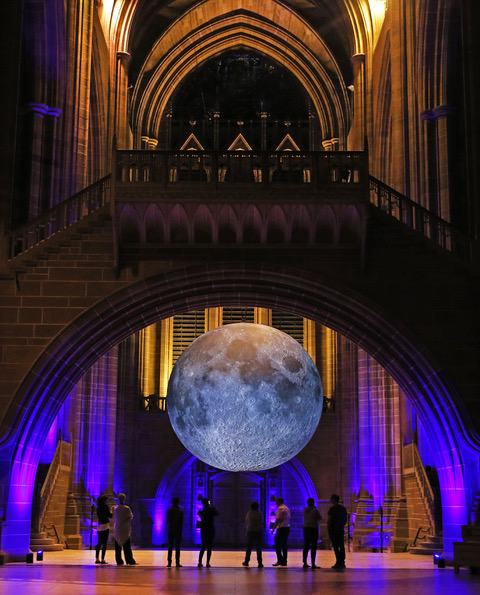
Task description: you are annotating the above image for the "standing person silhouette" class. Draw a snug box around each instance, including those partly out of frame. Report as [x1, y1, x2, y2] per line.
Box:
[271, 497, 290, 567]
[113, 493, 137, 566]
[198, 498, 218, 568]
[166, 497, 184, 567]
[95, 495, 112, 565]
[302, 497, 322, 568]
[242, 501, 264, 568]
[328, 494, 348, 569]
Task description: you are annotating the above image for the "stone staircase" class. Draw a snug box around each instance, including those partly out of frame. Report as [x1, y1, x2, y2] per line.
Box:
[7, 206, 114, 276]
[30, 441, 82, 551]
[409, 533, 444, 555]
[30, 530, 64, 552]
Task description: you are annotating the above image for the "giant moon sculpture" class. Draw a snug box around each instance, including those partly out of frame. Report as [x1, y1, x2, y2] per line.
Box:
[167, 322, 323, 471]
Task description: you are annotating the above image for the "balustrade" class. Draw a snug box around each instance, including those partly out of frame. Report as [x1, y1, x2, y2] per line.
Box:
[369, 176, 470, 261]
[6, 152, 472, 262]
[115, 150, 366, 188]
[8, 175, 111, 258]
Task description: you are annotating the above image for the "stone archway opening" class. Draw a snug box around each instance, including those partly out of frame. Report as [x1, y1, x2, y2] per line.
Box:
[0, 263, 473, 558]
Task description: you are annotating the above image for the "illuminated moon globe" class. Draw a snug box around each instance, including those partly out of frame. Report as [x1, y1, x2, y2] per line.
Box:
[167, 323, 323, 471]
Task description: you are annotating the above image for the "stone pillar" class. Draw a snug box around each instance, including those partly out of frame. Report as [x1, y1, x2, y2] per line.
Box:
[25, 103, 48, 219]
[348, 54, 366, 150]
[115, 51, 131, 150]
[303, 319, 316, 363]
[62, 0, 94, 197]
[320, 326, 336, 401]
[254, 308, 271, 325]
[308, 104, 316, 150]
[432, 105, 454, 222]
[139, 324, 159, 401]
[72, 349, 118, 499]
[336, 334, 360, 502]
[165, 103, 173, 150]
[213, 111, 220, 151]
[205, 307, 223, 331]
[420, 109, 437, 211]
[43, 107, 62, 209]
[357, 349, 401, 507]
[261, 111, 268, 151]
[159, 318, 174, 400]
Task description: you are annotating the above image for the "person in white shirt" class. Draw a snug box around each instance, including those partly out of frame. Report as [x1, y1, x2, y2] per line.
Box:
[271, 497, 290, 567]
[113, 493, 137, 565]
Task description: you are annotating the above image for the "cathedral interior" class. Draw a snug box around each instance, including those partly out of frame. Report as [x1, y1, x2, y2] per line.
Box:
[0, 0, 480, 564]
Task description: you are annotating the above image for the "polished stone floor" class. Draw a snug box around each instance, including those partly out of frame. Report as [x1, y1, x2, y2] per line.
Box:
[1, 549, 479, 594]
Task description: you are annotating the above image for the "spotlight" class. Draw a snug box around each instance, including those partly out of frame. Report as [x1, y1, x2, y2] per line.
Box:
[36, 550, 43, 561]
[26, 553, 34, 563]
[433, 553, 439, 565]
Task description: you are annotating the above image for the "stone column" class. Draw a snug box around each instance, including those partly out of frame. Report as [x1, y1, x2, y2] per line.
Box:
[213, 111, 220, 151]
[320, 326, 336, 401]
[348, 54, 366, 150]
[159, 318, 174, 400]
[205, 307, 223, 331]
[62, 0, 94, 197]
[115, 51, 131, 149]
[260, 111, 268, 151]
[43, 107, 62, 209]
[72, 349, 118, 499]
[25, 103, 48, 219]
[308, 105, 316, 150]
[303, 319, 316, 364]
[420, 109, 437, 211]
[432, 105, 455, 222]
[139, 324, 159, 403]
[254, 308, 271, 326]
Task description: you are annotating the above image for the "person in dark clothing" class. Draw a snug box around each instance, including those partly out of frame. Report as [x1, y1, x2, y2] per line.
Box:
[302, 497, 322, 569]
[198, 498, 219, 567]
[166, 496, 184, 567]
[327, 493, 348, 569]
[95, 495, 112, 564]
[242, 501, 264, 568]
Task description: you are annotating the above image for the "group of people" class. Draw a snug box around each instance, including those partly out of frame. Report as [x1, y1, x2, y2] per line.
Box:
[95, 493, 348, 570]
[94, 493, 137, 566]
[268, 494, 347, 570]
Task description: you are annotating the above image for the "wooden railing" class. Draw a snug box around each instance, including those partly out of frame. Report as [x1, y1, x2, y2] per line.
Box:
[369, 176, 471, 261]
[8, 175, 111, 259]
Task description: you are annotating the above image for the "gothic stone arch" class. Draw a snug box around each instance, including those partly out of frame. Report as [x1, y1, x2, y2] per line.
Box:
[0, 262, 475, 557]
